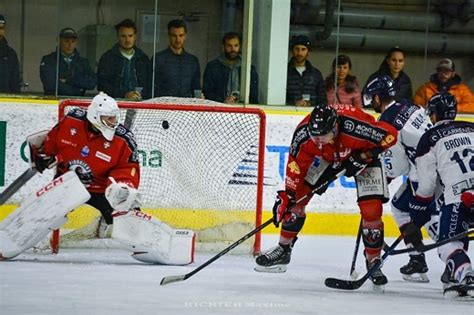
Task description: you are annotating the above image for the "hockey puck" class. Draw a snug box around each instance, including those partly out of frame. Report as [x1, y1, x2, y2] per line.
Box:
[162, 120, 169, 129]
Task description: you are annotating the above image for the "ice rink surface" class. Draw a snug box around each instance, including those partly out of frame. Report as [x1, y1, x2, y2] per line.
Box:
[0, 235, 472, 315]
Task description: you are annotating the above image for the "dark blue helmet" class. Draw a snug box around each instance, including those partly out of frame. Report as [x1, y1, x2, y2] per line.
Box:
[308, 105, 338, 136]
[426, 93, 457, 121]
[362, 75, 396, 107]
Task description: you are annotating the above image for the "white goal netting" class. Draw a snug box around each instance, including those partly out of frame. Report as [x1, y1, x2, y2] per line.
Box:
[51, 97, 266, 254]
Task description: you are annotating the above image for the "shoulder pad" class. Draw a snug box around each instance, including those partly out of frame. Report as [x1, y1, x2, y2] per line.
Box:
[115, 124, 138, 151]
[289, 124, 311, 157]
[66, 108, 87, 120]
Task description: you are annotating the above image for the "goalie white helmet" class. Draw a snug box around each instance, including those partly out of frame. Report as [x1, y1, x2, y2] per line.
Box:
[87, 92, 120, 141]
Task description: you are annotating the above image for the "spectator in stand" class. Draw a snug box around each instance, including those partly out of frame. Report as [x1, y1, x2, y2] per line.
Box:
[286, 35, 326, 107]
[0, 14, 20, 93]
[325, 54, 362, 108]
[152, 19, 200, 97]
[414, 58, 474, 113]
[364, 46, 412, 102]
[203, 32, 258, 104]
[40, 27, 96, 96]
[97, 19, 151, 100]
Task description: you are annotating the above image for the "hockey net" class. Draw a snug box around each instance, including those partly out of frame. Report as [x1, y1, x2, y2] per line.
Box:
[51, 97, 266, 255]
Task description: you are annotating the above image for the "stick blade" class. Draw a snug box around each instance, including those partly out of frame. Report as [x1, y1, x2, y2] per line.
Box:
[324, 277, 363, 290]
[160, 274, 187, 286]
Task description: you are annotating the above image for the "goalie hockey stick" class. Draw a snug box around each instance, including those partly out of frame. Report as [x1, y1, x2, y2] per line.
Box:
[0, 168, 37, 205]
[160, 169, 347, 286]
[325, 235, 404, 290]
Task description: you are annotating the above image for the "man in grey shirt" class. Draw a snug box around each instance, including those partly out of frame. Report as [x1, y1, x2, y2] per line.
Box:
[152, 19, 200, 97]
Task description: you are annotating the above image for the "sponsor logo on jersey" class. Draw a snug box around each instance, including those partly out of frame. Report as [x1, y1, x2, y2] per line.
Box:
[60, 139, 77, 147]
[68, 160, 93, 185]
[381, 134, 396, 146]
[103, 142, 111, 149]
[116, 125, 127, 135]
[289, 125, 309, 156]
[343, 120, 355, 132]
[70, 128, 77, 136]
[393, 104, 418, 129]
[95, 151, 112, 162]
[288, 161, 300, 174]
[80, 146, 90, 157]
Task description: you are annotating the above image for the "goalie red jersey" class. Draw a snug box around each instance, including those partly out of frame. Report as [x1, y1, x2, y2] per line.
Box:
[42, 108, 140, 193]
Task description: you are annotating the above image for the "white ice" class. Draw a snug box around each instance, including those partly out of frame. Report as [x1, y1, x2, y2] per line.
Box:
[0, 235, 472, 315]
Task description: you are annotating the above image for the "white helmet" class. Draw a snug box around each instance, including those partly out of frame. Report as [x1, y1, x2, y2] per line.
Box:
[87, 92, 120, 141]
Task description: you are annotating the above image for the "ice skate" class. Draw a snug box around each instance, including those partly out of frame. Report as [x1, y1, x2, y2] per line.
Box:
[440, 266, 455, 289]
[366, 258, 388, 290]
[254, 243, 292, 273]
[443, 274, 474, 299]
[400, 253, 429, 283]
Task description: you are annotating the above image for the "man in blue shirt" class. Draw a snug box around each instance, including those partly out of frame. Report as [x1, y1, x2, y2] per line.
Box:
[40, 27, 96, 96]
[203, 32, 258, 104]
[0, 14, 20, 94]
[152, 19, 201, 98]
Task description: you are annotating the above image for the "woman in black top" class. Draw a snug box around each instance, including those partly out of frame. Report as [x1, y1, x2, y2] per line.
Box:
[364, 46, 413, 102]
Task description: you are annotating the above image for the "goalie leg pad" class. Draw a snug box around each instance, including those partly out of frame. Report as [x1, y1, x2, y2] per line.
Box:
[112, 210, 195, 265]
[0, 171, 90, 259]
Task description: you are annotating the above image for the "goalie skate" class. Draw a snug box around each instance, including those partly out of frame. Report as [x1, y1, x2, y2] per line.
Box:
[400, 254, 429, 283]
[254, 243, 292, 273]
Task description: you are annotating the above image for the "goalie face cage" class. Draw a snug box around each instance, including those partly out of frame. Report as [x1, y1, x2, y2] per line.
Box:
[52, 99, 266, 255]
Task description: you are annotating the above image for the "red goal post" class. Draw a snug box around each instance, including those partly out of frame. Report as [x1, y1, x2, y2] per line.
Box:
[52, 98, 266, 255]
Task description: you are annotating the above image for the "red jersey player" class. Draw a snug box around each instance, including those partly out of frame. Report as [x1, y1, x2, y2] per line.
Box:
[33, 92, 140, 231]
[255, 104, 397, 286]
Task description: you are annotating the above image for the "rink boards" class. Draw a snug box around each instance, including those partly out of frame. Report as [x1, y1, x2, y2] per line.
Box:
[1, 99, 473, 237]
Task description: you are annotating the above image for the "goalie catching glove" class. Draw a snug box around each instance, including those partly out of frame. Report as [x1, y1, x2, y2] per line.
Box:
[27, 130, 57, 173]
[105, 177, 141, 211]
[272, 190, 296, 227]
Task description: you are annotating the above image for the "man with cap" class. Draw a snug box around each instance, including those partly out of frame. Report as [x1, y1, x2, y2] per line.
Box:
[414, 58, 473, 113]
[40, 27, 96, 96]
[286, 34, 326, 106]
[0, 14, 21, 93]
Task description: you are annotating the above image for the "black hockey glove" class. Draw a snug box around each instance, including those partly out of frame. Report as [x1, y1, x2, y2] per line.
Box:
[272, 190, 296, 228]
[311, 165, 341, 195]
[31, 146, 56, 173]
[342, 151, 368, 177]
[400, 222, 424, 251]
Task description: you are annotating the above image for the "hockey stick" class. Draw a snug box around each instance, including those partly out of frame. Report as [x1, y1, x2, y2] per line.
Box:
[388, 228, 474, 256]
[349, 218, 363, 279]
[160, 169, 347, 286]
[0, 168, 37, 205]
[325, 235, 404, 290]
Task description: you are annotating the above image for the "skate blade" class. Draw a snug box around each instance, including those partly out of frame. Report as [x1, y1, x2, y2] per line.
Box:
[254, 264, 287, 273]
[371, 283, 385, 293]
[443, 285, 472, 299]
[444, 291, 474, 300]
[402, 273, 429, 283]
